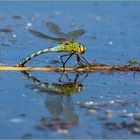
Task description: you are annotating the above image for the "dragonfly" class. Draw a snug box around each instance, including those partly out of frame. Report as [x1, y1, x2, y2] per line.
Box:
[16, 22, 90, 68]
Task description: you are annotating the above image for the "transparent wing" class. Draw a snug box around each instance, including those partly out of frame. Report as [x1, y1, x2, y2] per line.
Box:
[28, 29, 66, 44]
[46, 22, 67, 38]
[66, 29, 85, 41]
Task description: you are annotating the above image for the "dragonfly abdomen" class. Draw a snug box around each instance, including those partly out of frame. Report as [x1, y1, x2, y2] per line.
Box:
[16, 48, 50, 66]
[16, 46, 65, 67]
[49, 44, 64, 52]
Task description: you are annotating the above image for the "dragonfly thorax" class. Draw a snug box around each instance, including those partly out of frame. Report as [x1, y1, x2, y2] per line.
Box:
[61, 41, 86, 55]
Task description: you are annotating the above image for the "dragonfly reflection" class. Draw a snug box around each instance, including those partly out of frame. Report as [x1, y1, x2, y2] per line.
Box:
[21, 71, 88, 131]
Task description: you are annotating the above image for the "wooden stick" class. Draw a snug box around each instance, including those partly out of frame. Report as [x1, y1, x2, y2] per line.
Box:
[0, 64, 140, 72]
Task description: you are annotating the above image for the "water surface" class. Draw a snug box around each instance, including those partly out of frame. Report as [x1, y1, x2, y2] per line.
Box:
[0, 1, 140, 139]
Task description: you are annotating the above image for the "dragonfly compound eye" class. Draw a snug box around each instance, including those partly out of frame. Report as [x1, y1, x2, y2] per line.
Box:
[80, 45, 86, 54]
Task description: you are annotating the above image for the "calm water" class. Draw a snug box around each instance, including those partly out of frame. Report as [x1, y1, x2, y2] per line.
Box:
[1, 1, 140, 139]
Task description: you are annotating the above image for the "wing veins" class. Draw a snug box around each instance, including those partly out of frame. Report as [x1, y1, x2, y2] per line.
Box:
[28, 29, 66, 44]
[46, 22, 67, 38]
[66, 29, 85, 41]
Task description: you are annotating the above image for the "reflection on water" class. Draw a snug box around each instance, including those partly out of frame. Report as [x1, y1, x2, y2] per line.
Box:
[21, 71, 88, 132]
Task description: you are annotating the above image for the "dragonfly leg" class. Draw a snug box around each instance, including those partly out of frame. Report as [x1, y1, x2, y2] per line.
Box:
[59, 71, 73, 83]
[81, 56, 91, 65]
[76, 55, 90, 66]
[76, 55, 85, 66]
[60, 53, 74, 68]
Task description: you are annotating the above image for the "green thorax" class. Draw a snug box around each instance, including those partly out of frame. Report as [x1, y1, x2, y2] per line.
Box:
[60, 41, 86, 54]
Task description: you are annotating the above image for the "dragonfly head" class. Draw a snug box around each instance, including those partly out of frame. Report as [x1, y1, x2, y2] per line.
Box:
[79, 43, 86, 54]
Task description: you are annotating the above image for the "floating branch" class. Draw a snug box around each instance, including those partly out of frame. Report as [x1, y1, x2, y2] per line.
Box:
[0, 64, 140, 72]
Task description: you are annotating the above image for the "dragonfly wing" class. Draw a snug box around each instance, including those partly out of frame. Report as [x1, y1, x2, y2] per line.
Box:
[46, 22, 67, 38]
[28, 29, 66, 44]
[66, 29, 85, 41]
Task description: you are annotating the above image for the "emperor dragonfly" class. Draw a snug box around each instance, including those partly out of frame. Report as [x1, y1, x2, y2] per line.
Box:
[16, 22, 89, 68]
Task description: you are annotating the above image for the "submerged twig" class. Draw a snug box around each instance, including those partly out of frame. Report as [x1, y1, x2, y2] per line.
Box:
[0, 64, 140, 72]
